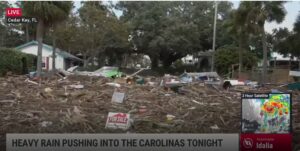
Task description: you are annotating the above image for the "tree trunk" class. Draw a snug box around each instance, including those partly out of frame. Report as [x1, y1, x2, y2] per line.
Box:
[238, 37, 243, 79]
[162, 59, 173, 69]
[124, 53, 128, 68]
[97, 52, 105, 68]
[83, 53, 88, 68]
[25, 24, 30, 42]
[0, 29, 3, 47]
[150, 55, 158, 69]
[36, 19, 44, 77]
[52, 32, 56, 71]
[298, 58, 300, 70]
[289, 57, 291, 70]
[262, 26, 268, 84]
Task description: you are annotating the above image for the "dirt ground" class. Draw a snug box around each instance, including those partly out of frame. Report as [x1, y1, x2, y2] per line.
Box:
[0, 75, 299, 150]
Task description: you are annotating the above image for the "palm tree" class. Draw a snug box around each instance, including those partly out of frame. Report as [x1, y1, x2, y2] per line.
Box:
[224, 4, 255, 78]
[241, 1, 286, 84]
[22, 2, 72, 77]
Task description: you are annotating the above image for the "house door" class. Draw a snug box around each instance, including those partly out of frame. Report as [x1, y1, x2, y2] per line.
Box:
[42, 57, 49, 71]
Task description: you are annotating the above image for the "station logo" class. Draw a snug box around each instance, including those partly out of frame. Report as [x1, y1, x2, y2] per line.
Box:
[243, 138, 253, 149]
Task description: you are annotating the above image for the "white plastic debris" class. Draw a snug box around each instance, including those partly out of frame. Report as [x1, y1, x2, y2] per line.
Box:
[192, 100, 205, 105]
[166, 114, 176, 121]
[44, 87, 53, 93]
[25, 78, 38, 85]
[106, 83, 121, 88]
[188, 106, 196, 110]
[73, 106, 81, 115]
[69, 84, 84, 89]
[210, 124, 220, 130]
[40, 121, 53, 127]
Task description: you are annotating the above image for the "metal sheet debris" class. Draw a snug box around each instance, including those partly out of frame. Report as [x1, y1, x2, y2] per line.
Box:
[111, 91, 125, 103]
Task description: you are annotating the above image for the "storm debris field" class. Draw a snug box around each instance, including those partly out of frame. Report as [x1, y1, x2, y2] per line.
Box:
[0, 75, 241, 133]
[0, 75, 299, 149]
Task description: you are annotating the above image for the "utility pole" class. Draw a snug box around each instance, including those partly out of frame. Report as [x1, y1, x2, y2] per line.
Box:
[211, 1, 218, 72]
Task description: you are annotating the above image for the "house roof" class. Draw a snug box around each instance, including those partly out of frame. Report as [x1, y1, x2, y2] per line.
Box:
[15, 41, 82, 61]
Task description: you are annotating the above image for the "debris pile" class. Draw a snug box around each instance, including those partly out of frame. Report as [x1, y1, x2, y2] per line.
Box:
[0, 75, 241, 134]
[0, 74, 299, 149]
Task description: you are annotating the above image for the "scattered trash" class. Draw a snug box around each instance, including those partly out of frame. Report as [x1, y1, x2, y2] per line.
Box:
[138, 106, 147, 114]
[0, 74, 298, 138]
[76, 66, 122, 78]
[25, 78, 38, 85]
[188, 106, 196, 110]
[40, 121, 53, 127]
[223, 80, 245, 86]
[61, 106, 87, 125]
[210, 103, 221, 106]
[67, 66, 79, 72]
[271, 89, 283, 93]
[166, 114, 176, 122]
[210, 124, 220, 130]
[105, 112, 130, 130]
[288, 82, 300, 90]
[164, 94, 171, 97]
[147, 82, 156, 86]
[191, 100, 205, 105]
[180, 72, 221, 85]
[136, 78, 145, 85]
[106, 83, 121, 88]
[289, 70, 300, 77]
[111, 91, 125, 103]
[44, 87, 53, 93]
[180, 73, 193, 83]
[69, 84, 84, 89]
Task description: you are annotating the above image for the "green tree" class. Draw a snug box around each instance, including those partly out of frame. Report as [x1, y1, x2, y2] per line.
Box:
[0, 1, 9, 18]
[215, 45, 258, 76]
[241, 1, 286, 83]
[22, 2, 72, 76]
[0, 2, 25, 47]
[79, 2, 112, 67]
[274, 14, 300, 70]
[224, 6, 252, 78]
[76, 2, 129, 68]
[117, 1, 233, 69]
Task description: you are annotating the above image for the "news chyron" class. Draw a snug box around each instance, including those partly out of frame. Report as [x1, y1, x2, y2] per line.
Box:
[241, 93, 292, 151]
[6, 8, 38, 24]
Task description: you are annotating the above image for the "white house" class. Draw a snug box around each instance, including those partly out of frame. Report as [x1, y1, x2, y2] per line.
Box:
[16, 41, 82, 70]
[267, 51, 299, 68]
[270, 52, 298, 61]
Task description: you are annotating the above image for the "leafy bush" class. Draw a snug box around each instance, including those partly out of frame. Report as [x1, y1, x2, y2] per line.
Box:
[0, 47, 36, 76]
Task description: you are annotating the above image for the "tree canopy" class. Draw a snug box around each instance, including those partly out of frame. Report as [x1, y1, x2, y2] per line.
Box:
[1, 1, 299, 75]
[117, 1, 234, 68]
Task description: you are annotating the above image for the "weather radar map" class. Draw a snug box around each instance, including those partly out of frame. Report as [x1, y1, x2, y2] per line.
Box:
[242, 93, 291, 134]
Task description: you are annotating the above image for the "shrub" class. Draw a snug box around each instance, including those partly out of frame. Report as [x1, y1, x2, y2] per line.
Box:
[0, 47, 36, 76]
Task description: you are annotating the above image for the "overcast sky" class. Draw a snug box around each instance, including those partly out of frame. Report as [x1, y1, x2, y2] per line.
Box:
[232, 1, 300, 33]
